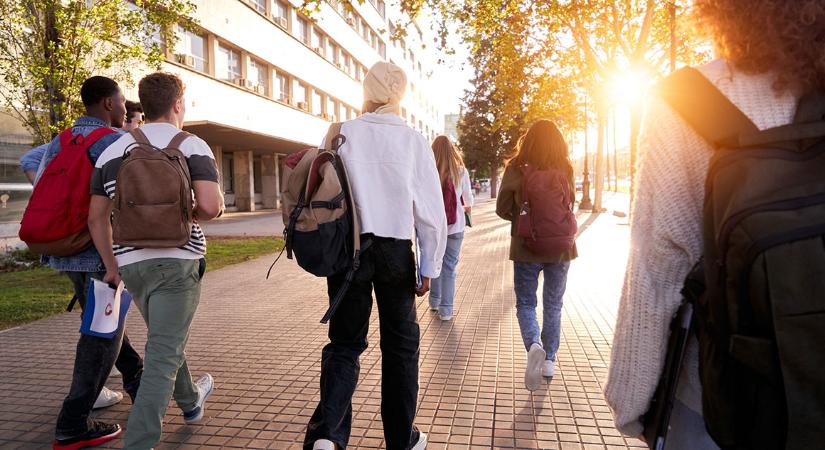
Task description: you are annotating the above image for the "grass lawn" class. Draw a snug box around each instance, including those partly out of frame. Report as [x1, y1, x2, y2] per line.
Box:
[0, 236, 283, 331]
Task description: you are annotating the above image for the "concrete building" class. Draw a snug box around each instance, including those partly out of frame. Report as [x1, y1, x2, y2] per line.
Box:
[0, 0, 444, 221]
[443, 112, 460, 141]
[154, 0, 443, 212]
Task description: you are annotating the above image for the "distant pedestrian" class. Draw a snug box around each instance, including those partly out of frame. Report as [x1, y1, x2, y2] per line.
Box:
[473, 180, 481, 196]
[122, 100, 144, 132]
[429, 135, 473, 321]
[305, 61, 446, 450]
[18, 76, 144, 450]
[496, 120, 577, 392]
[88, 72, 224, 449]
[605, 2, 825, 449]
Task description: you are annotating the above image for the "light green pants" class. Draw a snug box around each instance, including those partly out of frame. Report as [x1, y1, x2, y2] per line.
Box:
[120, 258, 204, 450]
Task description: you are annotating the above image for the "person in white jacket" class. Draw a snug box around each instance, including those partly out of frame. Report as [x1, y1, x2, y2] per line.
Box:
[306, 61, 447, 450]
[428, 135, 473, 321]
[605, 1, 819, 449]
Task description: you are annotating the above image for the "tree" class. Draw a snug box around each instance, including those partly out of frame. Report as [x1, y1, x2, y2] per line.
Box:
[0, 0, 195, 145]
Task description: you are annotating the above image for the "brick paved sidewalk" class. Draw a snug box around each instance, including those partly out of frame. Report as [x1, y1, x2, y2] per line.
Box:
[0, 194, 643, 449]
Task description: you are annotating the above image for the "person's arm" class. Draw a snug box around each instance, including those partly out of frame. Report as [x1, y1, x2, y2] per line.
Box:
[412, 137, 448, 295]
[461, 168, 474, 213]
[187, 137, 224, 221]
[20, 143, 50, 184]
[88, 195, 120, 286]
[603, 95, 707, 438]
[495, 166, 517, 221]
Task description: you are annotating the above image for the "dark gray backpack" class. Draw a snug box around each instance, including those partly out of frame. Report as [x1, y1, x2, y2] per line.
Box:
[660, 68, 825, 449]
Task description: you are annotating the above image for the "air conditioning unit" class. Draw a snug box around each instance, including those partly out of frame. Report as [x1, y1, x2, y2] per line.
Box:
[234, 78, 254, 89]
[275, 17, 288, 29]
[335, 62, 344, 70]
[297, 101, 308, 111]
[346, 17, 355, 27]
[253, 84, 265, 95]
[174, 53, 195, 68]
[313, 47, 323, 54]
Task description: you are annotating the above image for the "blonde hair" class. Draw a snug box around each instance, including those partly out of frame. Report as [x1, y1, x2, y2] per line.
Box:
[432, 135, 465, 185]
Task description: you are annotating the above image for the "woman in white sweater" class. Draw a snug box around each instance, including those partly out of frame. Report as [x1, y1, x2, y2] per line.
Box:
[605, 1, 823, 448]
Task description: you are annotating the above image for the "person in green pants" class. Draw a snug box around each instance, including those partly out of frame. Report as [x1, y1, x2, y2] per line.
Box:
[88, 72, 225, 449]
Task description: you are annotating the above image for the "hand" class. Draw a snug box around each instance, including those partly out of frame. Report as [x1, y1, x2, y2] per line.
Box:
[415, 277, 430, 297]
[103, 269, 121, 289]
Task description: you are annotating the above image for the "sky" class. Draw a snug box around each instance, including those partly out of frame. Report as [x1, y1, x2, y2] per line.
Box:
[419, 13, 473, 116]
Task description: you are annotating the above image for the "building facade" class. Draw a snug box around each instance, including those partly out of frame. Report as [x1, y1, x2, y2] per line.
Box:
[157, 0, 443, 211]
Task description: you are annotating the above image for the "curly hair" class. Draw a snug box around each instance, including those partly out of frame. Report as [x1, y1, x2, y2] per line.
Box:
[694, 0, 825, 95]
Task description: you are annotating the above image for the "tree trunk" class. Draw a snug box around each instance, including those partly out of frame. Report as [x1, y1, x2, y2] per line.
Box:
[490, 161, 499, 199]
[629, 101, 642, 215]
[44, 7, 63, 139]
[613, 107, 619, 192]
[593, 103, 606, 211]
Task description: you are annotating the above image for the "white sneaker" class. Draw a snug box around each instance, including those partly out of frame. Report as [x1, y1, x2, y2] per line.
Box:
[438, 314, 453, 321]
[313, 439, 335, 450]
[542, 360, 555, 378]
[183, 373, 214, 424]
[93, 386, 123, 409]
[525, 343, 546, 391]
[411, 428, 427, 450]
[109, 366, 121, 378]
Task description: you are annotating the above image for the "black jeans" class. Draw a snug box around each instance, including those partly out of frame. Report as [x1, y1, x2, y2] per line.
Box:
[55, 271, 144, 439]
[304, 236, 420, 450]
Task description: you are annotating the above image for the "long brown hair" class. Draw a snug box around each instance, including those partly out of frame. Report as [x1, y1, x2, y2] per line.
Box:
[432, 135, 465, 185]
[694, 0, 825, 95]
[506, 120, 573, 180]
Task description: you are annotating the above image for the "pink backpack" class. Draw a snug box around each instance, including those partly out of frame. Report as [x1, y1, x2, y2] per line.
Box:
[516, 165, 577, 256]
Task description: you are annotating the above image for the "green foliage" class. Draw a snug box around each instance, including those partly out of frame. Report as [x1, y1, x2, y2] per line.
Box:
[0, 0, 195, 145]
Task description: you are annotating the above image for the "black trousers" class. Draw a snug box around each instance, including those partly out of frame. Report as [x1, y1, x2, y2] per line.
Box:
[55, 271, 144, 439]
[304, 237, 420, 450]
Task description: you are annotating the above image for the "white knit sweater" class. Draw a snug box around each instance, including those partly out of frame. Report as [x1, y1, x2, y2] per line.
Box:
[604, 59, 797, 438]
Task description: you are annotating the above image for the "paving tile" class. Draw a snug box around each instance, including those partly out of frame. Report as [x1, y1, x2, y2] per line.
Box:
[0, 195, 636, 448]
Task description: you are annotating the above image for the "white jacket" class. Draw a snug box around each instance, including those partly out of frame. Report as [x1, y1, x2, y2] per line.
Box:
[447, 167, 474, 235]
[324, 112, 448, 278]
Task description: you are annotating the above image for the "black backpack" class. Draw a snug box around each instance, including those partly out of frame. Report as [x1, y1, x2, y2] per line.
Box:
[660, 68, 825, 449]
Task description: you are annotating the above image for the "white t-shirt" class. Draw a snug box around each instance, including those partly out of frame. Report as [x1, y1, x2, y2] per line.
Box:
[91, 123, 219, 267]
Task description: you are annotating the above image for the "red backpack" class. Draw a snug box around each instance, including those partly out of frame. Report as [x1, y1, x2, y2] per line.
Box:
[19, 127, 116, 256]
[442, 177, 458, 225]
[516, 164, 577, 256]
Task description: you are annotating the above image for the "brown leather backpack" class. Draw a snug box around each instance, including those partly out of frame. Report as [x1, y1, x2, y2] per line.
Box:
[112, 129, 194, 248]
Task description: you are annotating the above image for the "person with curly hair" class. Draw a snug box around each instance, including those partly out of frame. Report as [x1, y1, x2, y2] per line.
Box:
[605, 1, 825, 449]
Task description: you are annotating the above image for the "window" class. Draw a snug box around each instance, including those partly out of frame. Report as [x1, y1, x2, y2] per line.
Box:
[327, 40, 338, 64]
[379, 41, 386, 59]
[370, 32, 378, 49]
[342, 53, 352, 75]
[247, 59, 267, 94]
[216, 45, 240, 81]
[295, 82, 308, 107]
[297, 17, 310, 45]
[346, 106, 354, 120]
[273, 0, 288, 25]
[355, 63, 363, 81]
[312, 29, 324, 52]
[312, 90, 323, 115]
[174, 26, 207, 72]
[410, 114, 416, 127]
[378, 0, 386, 17]
[222, 154, 234, 193]
[361, 20, 369, 40]
[251, 0, 265, 13]
[327, 97, 336, 119]
[274, 72, 290, 102]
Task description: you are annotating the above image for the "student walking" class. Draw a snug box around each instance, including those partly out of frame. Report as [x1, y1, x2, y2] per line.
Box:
[429, 135, 473, 321]
[122, 100, 144, 132]
[18, 76, 145, 450]
[496, 120, 577, 392]
[88, 72, 224, 450]
[605, 2, 825, 449]
[304, 61, 447, 450]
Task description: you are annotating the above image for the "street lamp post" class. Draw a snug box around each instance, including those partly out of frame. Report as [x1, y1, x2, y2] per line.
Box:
[579, 94, 593, 211]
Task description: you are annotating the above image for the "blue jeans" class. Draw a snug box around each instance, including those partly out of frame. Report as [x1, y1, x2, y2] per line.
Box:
[429, 232, 464, 317]
[513, 261, 570, 361]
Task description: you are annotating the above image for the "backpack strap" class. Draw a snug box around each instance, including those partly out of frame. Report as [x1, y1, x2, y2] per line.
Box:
[130, 128, 151, 146]
[324, 122, 345, 153]
[658, 67, 759, 148]
[166, 131, 192, 150]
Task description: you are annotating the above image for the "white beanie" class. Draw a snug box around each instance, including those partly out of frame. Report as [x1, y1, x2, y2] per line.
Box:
[363, 61, 407, 115]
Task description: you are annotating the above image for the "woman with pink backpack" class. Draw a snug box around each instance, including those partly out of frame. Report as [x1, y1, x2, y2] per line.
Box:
[429, 135, 474, 321]
[496, 120, 578, 391]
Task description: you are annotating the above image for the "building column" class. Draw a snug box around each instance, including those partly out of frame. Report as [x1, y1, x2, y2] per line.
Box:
[213, 145, 223, 183]
[261, 153, 280, 209]
[233, 150, 255, 212]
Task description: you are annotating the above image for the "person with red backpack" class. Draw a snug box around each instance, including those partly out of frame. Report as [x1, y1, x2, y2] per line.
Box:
[429, 135, 473, 321]
[496, 120, 577, 392]
[18, 76, 144, 449]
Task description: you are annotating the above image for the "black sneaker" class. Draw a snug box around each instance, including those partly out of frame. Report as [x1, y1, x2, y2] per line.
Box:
[53, 421, 122, 450]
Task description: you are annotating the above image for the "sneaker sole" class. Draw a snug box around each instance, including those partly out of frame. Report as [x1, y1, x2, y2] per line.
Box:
[53, 427, 122, 450]
[411, 433, 428, 450]
[525, 346, 546, 391]
[185, 376, 214, 424]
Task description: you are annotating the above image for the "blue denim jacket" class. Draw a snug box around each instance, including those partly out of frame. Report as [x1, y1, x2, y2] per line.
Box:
[19, 143, 49, 173]
[25, 116, 124, 272]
